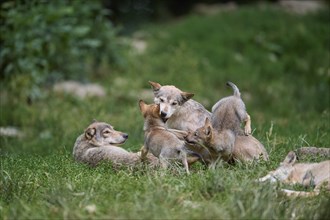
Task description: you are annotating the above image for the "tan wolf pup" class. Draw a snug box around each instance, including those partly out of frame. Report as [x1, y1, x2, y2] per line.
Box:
[73, 121, 158, 168]
[149, 81, 211, 132]
[258, 151, 330, 197]
[139, 100, 199, 174]
[186, 118, 268, 167]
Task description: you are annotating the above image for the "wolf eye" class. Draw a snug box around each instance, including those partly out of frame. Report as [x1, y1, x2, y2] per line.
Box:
[103, 130, 111, 134]
[172, 102, 178, 106]
[159, 98, 165, 103]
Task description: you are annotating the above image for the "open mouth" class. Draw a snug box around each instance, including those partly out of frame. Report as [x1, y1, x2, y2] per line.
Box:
[185, 139, 197, 145]
[161, 116, 168, 123]
[110, 139, 127, 145]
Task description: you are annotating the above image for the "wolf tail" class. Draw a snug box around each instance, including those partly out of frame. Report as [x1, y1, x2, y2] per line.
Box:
[226, 81, 241, 98]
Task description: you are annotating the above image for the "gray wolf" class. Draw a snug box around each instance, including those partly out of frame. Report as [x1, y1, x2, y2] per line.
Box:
[211, 81, 251, 136]
[149, 81, 211, 132]
[185, 118, 268, 167]
[185, 82, 260, 166]
[139, 100, 199, 174]
[73, 120, 158, 168]
[259, 151, 330, 197]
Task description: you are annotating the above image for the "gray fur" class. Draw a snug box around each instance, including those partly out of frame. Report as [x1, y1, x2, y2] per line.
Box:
[211, 81, 248, 135]
[73, 121, 159, 168]
[139, 100, 194, 174]
[149, 81, 211, 132]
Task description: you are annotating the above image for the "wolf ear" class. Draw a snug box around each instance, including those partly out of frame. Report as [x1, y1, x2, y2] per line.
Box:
[283, 151, 297, 165]
[148, 81, 162, 91]
[204, 118, 212, 127]
[139, 100, 147, 113]
[204, 118, 212, 136]
[181, 92, 194, 102]
[205, 125, 212, 137]
[85, 128, 95, 140]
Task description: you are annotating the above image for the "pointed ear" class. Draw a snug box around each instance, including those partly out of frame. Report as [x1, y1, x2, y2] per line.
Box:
[283, 151, 297, 165]
[204, 118, 211, 126]
[205, 125, 212, 137]
[92, 119, 98, 123]
[181, 92, 194, 102]
[204, 118, 212, 136]
[85, 128, 95, 140]
[148, 81, 162, 91]
[139, 100, 147, 113]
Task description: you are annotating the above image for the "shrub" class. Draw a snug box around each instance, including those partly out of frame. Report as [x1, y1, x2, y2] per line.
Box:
[0, 0, 120, 100]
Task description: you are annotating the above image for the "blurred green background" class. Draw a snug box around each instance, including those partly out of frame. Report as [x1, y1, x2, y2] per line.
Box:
[1, 1, 329, 219]
[1, 0, 329, 156]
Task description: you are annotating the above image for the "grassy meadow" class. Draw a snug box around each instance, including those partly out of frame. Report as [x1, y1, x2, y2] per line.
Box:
[1, 5, 330, 219]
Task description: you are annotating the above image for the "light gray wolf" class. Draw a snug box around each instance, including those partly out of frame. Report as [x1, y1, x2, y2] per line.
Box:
[73, 120, 158, 168]
[148, 81, 211, 132]
[139, 100, 200, 174]
[211, 81, 251, 136]
[185, 118, 268, 168]
[259, 151, 330, 197]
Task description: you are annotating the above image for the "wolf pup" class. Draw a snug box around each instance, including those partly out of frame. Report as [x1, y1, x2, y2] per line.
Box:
[73, 120, 158, 168]
[186, 118, 268, 167]
[259, 151, 330, 197]
[139, 100, 199, 174]
[149, 81, 211, 132]
[211, 81, 251, 136]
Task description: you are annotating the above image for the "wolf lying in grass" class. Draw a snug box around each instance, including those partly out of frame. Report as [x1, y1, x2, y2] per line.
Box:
[259, 151, 330, 197]
[139, 100, 200, 174]
[73, 120, 158, 168]
[149, 81, 211, 132]
[186, 118, 268, 167]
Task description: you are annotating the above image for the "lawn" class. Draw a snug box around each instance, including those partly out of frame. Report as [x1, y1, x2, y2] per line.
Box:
[1, 4, 329, 219]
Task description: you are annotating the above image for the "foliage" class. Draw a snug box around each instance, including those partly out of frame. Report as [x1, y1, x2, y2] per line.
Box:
[1, 4, 329, 219]
[0, 0, 120, 100]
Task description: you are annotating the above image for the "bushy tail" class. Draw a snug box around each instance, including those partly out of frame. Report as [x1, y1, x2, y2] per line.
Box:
[226, 81, 241, 98]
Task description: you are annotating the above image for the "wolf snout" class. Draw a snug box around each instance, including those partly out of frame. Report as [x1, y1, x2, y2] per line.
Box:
[122, 133, 129, 139]
[160, 111, 167, 118]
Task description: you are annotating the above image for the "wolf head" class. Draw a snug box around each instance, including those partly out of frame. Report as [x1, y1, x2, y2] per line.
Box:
[185, 118, 213, 147]
[149, 81, 194, 119]
[84, 121, 128, 147]
[258, 151, 297, 183]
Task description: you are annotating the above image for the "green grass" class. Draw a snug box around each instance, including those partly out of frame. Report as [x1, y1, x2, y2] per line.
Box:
[1, 5, 330, 219]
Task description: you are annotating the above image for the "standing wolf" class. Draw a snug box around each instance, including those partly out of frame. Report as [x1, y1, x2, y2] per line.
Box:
[139, 100, 200, 174]
[148, 81, 211, 132]
[186, 82, 267, 166]
[211, 81, 251, 136]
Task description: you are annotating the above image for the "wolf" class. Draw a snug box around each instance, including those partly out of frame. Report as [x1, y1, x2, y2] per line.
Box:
[258, 151, 330, 197]
[139, 100, 200, 174]
[185, 118, 268, 167]
[211, 81, 251, 136]
[73, 120, 158, 168]
[149, 81, 211, 132]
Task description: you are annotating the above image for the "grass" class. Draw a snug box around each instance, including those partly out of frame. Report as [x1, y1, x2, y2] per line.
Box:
[1, 4, 330, 219]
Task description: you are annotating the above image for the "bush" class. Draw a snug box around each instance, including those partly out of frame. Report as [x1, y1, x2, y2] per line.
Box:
[0, 0, 120, 100]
